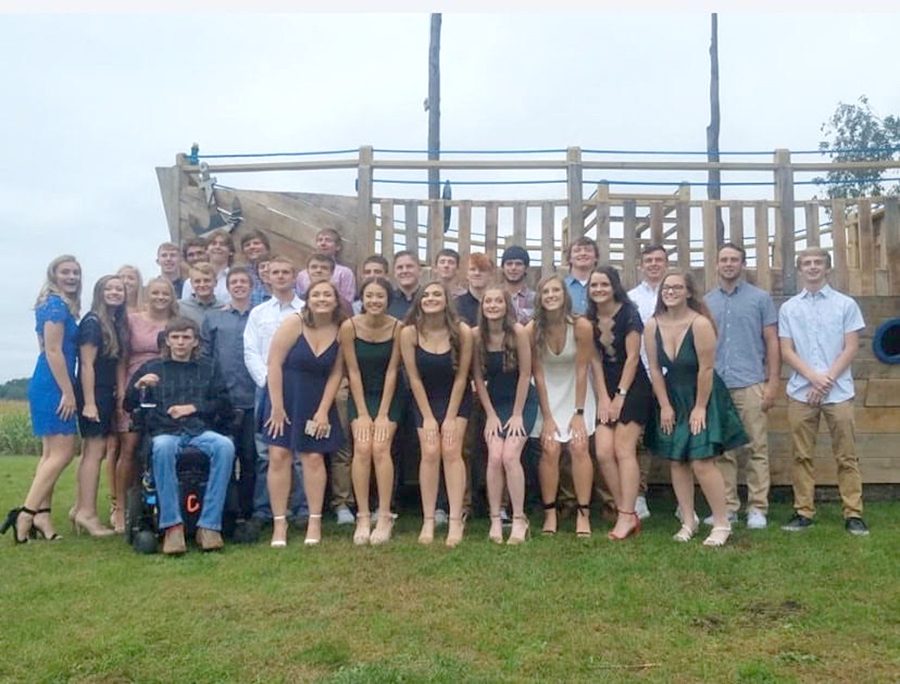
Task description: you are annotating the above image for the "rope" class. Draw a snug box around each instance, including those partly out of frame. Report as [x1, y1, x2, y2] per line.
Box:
[195, 149, 359, 159]
[373, 148, 567, 155]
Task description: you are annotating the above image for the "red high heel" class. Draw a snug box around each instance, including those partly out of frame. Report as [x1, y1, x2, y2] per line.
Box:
[608, 510, 641, 541]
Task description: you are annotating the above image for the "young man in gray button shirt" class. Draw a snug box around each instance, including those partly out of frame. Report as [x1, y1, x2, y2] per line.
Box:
[704, 243, 780, 529]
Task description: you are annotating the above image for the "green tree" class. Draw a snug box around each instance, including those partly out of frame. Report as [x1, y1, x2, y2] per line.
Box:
[0, 378, 30, 401]
[815, 96, 900, 199]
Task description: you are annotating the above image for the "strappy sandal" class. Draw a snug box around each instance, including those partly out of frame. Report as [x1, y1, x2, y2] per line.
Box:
[353, 513, 371, 546]
[541, 500, 558, 536]
[304, 514, 323, 546]
[703, 526, 732, 547]
[31, 508, 61, 541]
[418, 516, 435, 545]
[1, 506, 35, 544]
[608, 510, 641, 541]
[270, 515, 288, 548]
[507, 515, 531, 545]
[370, 513, 394, 545]
[575, 504, 592, 538]
[488, 515, 503, 544]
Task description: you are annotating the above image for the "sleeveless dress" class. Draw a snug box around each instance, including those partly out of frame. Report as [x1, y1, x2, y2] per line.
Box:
[644, 323, 748, 461]
[348, 319, 403, 423]
[593, 302, 653, 426]
[28, 294, 79, 436]
[75, 312, 120, 438]
[261, 323, 345, 454]
[484, 350, 538, 436]
[119, 312, 168, 432]
[530, 322, 596, 442]
[411, 340, 472, 427]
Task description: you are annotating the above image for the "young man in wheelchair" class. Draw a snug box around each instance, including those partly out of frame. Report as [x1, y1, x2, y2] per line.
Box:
[125, 317, 235, 555]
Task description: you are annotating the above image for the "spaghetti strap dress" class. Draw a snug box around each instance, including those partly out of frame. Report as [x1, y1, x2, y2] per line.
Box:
[644, 323, 748, 461]
[28, 294, 79, 436]
[261, 324, 345, 454]
[530, 322, 596, 442]
[593, 302, 653, 425]
[484, 350, 538, 436]
[348, 319, 403, 423]
[411, 340, 472, 427]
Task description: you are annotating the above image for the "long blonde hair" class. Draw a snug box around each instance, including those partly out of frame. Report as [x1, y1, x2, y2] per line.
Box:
[532, 274, 573, 358]
[35, 254, 81, 318]
[117, 264, 144, 311]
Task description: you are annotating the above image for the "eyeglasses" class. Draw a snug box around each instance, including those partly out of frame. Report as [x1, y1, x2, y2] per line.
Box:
[660, 284, 686, 293]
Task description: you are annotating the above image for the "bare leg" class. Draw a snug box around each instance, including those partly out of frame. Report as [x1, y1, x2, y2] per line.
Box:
[610, 423, 642, 538]
[693, 459, 731, 546]
[570, 439, 593, 537]
[267, 445, 293, 545]
[417, 429, 440, 544]
[670, 461, 698, 541]
[300, 452, 327, 544]
[501, 436, 528, 543]
[21, 434, 77, 539]
[444, 417, 468, 547]
[73, 436, 112, 535]
[350, 422, 373, 544]
[593, 426, 620, 515]
[538, 440, 561, 534]
[370, 423, 397, 544]
[114, 431, 140, 532]
[485, 434, 505, 542]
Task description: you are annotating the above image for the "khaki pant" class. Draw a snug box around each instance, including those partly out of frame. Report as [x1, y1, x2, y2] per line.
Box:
[716, 383, 770, 514]
[787, 398, 863, 519]
[330, 381, 354, 509]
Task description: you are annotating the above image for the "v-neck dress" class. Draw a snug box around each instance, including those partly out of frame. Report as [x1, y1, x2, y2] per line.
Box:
[530, 322, 596, 443]
[261, 327, 345, 453]
[644, 322, 748, 461]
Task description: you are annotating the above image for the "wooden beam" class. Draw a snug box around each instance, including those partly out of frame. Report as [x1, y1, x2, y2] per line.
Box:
[622, 200, 638, 288]
[702, 201, 719, 292]
[830, 199, 849, 292]
[728, 200, 744, 246]
[805, 202, 820, 247]
[457, 201, 472, 268]
[595, 183, 611, 261]
[883, 197, 900, 295]
[754, 201, 770, 291]
[404, 201, 419, 256]
[357, 145, 375, 257]
[541, 202, 555, 277]
[513, 202, 527, 247]
[380, 199, 395, 260]
[858, 199, 875, 295]
[566, 147, 584, 240]
[774, 148, 796, 294]
[485, 202, 499, 261]
[650, 201, 664, 245]
[427, 200, 443, 266]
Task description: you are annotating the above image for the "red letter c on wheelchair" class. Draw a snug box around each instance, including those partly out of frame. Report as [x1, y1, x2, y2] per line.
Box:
[186, 493, 201, 514]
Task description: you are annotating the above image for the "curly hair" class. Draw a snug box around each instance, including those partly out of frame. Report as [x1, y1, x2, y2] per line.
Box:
[476, 288, 518, 375]
[403, 280, 462, 370]
[532, 274, 573, 358]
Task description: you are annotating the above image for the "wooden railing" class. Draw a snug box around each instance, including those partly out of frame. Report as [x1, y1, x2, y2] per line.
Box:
[181, 146, 900, 295]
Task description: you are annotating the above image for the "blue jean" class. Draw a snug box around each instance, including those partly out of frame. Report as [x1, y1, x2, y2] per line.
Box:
[151, 431, 235, 531]
[253, 386, 308, 520]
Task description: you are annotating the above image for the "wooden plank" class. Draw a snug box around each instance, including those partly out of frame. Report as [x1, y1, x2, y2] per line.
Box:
[804, 202, 820, 247]
[830, 199, 849, 292]
[622, 200, 638, 288]
[773, 149, 795, 293]
[566, 147, 584, 240]
[484, 202, 499, 261]
[753, 202, 770, 291]
[380, 199, 395, 260]
[595, 183, 611, 262]
[404, 200, 418, 256]
[541, 202, 555, 277]
[427, 200, 443, 267]
[650, 201, 664, 245]
[883, 197, 900, 295]
[701, 201, 719, 292]
[865, 379, 900, 407]
[858, 199, 875, 295]
[513, 202, 527, 248]
[676, 185, 691, 271]
[457, 201, 472, 268]
[728, 200, 744, 246]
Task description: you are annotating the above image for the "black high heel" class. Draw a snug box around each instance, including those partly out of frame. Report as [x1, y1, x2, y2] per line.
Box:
[575, 504, 592, 538]
[1, 507, 35, 544]
[541, 500, 558, 536]
[31, 508, 62, 541]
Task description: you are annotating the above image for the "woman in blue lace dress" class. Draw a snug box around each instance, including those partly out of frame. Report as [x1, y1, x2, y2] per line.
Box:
[2, 255, 82, 544]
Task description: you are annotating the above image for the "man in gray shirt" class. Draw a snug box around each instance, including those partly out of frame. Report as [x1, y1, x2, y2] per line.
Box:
[704, 243, 780, 529]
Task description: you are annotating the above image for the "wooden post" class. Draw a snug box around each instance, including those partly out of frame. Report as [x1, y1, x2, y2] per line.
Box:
[513, 202, 527, 247]
[774, 148, 796, 294]
[404, 200, 419, 256]
[566, 147, 584, 241]
[883, 196, 900, 295]
[858, 199, 875, 295]
[458, 200, 472, 267]
[728, 200, 744, 246]
[753, 201, 770, 291]
[380, 199, 395, 260]
[357, 146, 375, 257]
[676, 183, 691, 271]
[622, 200, 638, 288]
[485, 202, 499, 261]
[541, 202, 555, 276]
[427, 200, 443, 265]
[171, 153, 188, 243]
[830, 199, 849, 292]
[650, 201, 664, 245]
[805, 202, 820, 247]
[702, 201, 719, 291]
[427, 14, 441, 202]
[595, 183, 611, 261]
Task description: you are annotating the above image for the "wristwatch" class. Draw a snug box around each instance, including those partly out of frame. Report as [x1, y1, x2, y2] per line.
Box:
[574, 408, 585, 416]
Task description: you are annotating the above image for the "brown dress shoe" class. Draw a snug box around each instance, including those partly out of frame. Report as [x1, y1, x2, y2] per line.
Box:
[162, 525, 186, 555]
[196, 528, 224, 551]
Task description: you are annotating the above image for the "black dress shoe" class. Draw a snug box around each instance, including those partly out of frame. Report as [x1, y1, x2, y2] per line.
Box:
[845, 517, 870, 536]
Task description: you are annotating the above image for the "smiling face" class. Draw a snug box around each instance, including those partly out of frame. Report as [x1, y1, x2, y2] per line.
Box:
[307, 258, 334, 284]
[102, 277, 126, 307]
[227, 272, 252, 303]
[502, 259, 527, 285]
[361, 281, 389, 316]
[798, 254, 830, 288]
[716, 246, 745, 284]
[190, 271, 215, 300]
[185, 245, 208, 265]
[147, 281, 174, 313]
[242, 237, 269, 263]
[420, 283, 447, 315]
[307, 281, 338, 315]
[54, 260, 81, 296]
[568, 243, 598, 272]
[118, 267, 139, 297]
[640, 248, 668, 285]
[540, 277, 565, 312]
[394, 255, 420, 291]
[166, 328, 199, 362]
[207, 235, 233, 264]
[588, 271, 614, 306]
[660, 274, 688, 309]
[481, 288, 507, 322]
[467, 264, 491, 290]
[156, 247, 180, 277]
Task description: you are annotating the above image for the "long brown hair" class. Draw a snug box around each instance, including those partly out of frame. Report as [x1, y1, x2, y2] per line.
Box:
[301, 280, 347, 328]
[404, 280, 462, 370]
[654, 269, 717, 335]
[476, 287, 518, 374]
[89, 275, 130, 359]
[532, 274, 573, 358]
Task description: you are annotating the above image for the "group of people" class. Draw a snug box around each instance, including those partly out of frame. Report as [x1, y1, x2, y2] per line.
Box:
[1, 225, 872, 555]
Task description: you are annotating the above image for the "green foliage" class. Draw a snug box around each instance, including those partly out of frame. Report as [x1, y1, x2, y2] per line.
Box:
[815, 95, 900, 200]
[0, 403, 41, 455]
[0, 377, 30, 401]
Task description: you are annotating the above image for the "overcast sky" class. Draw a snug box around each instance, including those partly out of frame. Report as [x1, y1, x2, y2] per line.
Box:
[2, 11, 899, 381]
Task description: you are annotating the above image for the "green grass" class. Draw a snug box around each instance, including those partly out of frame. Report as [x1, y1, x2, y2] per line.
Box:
[1, 455, 898, 683]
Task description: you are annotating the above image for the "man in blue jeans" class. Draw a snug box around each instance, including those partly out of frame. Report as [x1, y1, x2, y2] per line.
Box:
[127, 317, 235, 555]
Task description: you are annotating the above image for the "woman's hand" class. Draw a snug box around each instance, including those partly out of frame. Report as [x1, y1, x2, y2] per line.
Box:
[82, 402, 100, 422]
[568, 413, 587, 444]
[265, 405, 290, 439]
[689, 407, 706, 436]
[441, 417, 458, 447]
[483, 413, 502, 442]
[422, 416, 439, 444]
[609, 394, 625, 423]
[596, 395, 611, 426]
[504, 413, 526, 439]
[660, 404, 675, 435]
[541, 417, 560, 445]
[352, 415, 373, 444]
[373, 415, 392, 444]
[311, 409, 331, 440]
[57, 391, 76, 421]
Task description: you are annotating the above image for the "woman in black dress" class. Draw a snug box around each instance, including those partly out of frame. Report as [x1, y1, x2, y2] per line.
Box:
[586, 266, 653, 540]
[399, 281, 473, 548]
[72, 274, 129, 536]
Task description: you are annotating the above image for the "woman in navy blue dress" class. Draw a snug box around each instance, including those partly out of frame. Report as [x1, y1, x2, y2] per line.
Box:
[72, 274, 129, 537]
[399, 281, 474, 548]
[264, 280, 347, 547]
[2, 255, 82, 544]
[472, 287, 537, 545]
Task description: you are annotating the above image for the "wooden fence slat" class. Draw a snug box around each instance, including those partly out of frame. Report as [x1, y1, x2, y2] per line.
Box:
[485, 202, 499, 262]
[595, 184, 611, 261]
[566, 147, 584, 241]
[380, 199, 395, 260]
[650, 201, 664, 245]
[513, 202, 527, 247]
[427, 200, 443, 266]
[773, 148, 795, 292]
[702, 201, 718, 292]
[830, 199, 849, 292]
[675, 184, 691, 271]
[404, 201, 418, 257]
[357, 146, 375, 256]
[754, 201, 770, 291]
[458, 201, 472, 268]
[805, 202, 820, 247]
[622, 200, 638, 288]
[541, 202, 555, 277]
[883, 197, 900, 296]
[729, 200, 744, 246]
[858, 199, 875, 295]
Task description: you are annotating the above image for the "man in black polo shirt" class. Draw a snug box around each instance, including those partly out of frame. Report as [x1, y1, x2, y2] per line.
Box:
[387, 250, 421, 319]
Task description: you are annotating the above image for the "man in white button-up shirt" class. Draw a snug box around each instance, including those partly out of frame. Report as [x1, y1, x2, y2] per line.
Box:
[778, 247, 868, 536]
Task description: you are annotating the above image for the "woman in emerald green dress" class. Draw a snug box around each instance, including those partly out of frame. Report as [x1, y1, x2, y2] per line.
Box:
[644, 270, 748, 547]
[340, 276, 403, 546]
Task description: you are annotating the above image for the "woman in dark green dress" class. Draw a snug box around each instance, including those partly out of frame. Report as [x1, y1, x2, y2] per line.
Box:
[340, 276, 403, 545]
[644, 270, 748, 547]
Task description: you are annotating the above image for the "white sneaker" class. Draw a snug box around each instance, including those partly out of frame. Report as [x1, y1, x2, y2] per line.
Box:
[634, 495, 651, 521]
[746, 509, 768, 530]
[434, 509, 449, 527]
[500, 507, 511, 526]
[703, 511, 738, 526]
[335, 505, 355, 526]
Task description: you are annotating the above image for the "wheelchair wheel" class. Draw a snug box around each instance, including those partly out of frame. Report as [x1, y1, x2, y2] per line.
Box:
[124, 486, 146, 547]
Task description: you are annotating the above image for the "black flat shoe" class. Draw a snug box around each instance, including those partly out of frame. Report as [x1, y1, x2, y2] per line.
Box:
[1, 507, 35, 544]
[31, 508, 62, 541]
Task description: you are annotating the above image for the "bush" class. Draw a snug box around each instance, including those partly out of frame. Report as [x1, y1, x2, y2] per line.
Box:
[0, 402, 41, 455]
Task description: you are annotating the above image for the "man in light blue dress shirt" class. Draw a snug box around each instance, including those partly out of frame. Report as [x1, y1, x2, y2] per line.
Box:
[778, 247, 868, 536]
